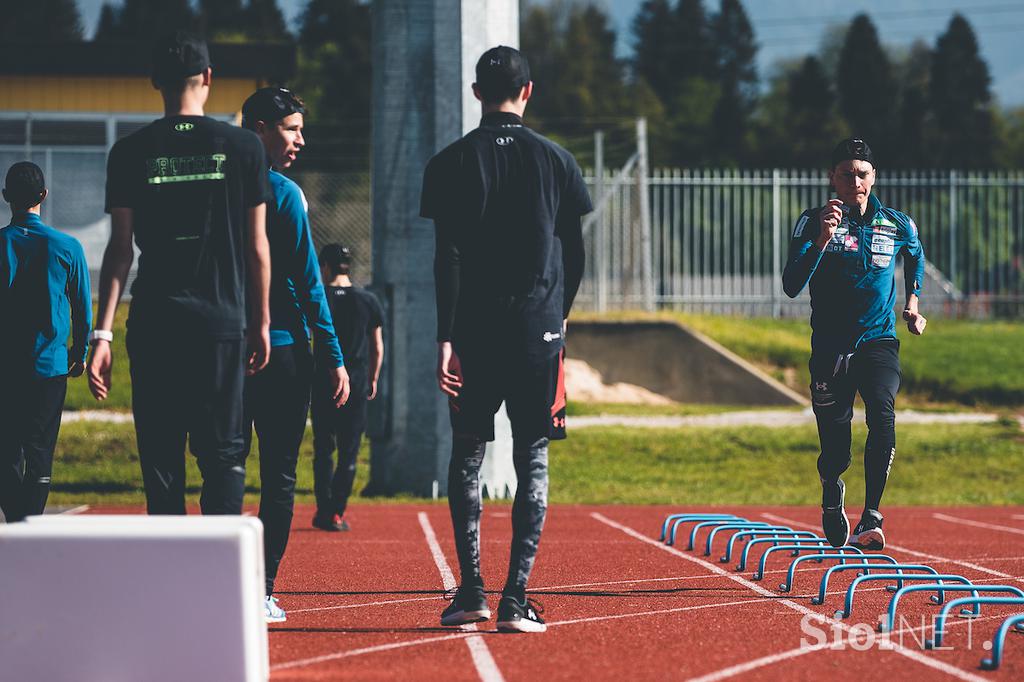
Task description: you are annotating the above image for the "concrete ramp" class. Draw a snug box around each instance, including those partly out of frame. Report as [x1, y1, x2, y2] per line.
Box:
[568, 320, 808, 407]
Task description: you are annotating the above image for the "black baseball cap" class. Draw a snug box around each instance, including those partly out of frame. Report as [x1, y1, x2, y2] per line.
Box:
[152, 31, 210, 84]
[830, 137, 875, 169]
[242, 87, 306, 130]
[3, 161, 46, 209]
[475, 46, 531, 98]
[319, 243, 352, 267]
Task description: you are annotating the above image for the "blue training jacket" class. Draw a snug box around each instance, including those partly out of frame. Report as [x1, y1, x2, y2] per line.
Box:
[266, 169, 344, 366]
[782, 193, 925, 355]
[1, 211, 92, 377]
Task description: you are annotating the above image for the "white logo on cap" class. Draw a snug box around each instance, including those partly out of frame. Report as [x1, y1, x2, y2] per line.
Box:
[496, 137, 514, 146]
[490, 58, 501, 66]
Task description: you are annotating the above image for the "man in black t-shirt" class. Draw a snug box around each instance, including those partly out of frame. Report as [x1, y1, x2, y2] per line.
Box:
[310, 244, 384, 532]
[420, 46, 591, 633]
[88, 32, 272, 520]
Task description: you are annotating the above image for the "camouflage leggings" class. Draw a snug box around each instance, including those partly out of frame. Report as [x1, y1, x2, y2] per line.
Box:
[448, 434, 550, 600]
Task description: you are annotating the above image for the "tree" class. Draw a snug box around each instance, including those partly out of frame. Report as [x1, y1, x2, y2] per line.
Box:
[836, 14, 895, 155]
[197, 0, 244, 40]
[930, 13, 994, 168]
[785, 57, 845, 167]
[94, 0, 196, 42]
[673, 0, 715, 84]
[632, 0, 677, 99]
[1, 0, 83, 42]
[244, 0, 289, 42]
[710, 0, 757, 164]
[893, 40, 932, 167]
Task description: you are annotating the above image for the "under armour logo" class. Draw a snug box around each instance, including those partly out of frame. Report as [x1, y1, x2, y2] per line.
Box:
[552, 416, 566, 428]
[490, 58, 501, 66]
[542, 331, 561, 342]
[496, 136, 514, 146]
[815, 382, 828, 391]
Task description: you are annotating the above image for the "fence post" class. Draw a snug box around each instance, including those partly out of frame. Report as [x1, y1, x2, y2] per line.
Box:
[948, 169, 958, 294]
[594, 130, 607, 313]
[771, 168, 781, 318]
[636, 117, 655, 311]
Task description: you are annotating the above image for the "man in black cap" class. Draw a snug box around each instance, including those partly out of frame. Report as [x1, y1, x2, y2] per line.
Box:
[1, 162, 91, 522]
[421, 45, 590, 633]
[239, 86, 350, 622]
[89, 33, 272, 527]
[783, 138, 927, 551]
[310, 244, 384, 533]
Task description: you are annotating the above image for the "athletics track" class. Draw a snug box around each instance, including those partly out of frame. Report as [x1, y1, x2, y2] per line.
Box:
[88, 504, 1024, 680]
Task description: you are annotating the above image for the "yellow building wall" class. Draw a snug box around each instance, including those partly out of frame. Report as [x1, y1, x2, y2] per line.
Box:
[0, 76, 264, 117]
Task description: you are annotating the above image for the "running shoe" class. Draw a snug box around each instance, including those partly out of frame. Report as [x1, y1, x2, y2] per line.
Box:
[821, 478, 850, 548]
[850, 509, 885, 551]
[264, 595, 286, 623]
[312, 512, 349, 532]
[440, 584, 490, 626]
[496, 596, 546, 633]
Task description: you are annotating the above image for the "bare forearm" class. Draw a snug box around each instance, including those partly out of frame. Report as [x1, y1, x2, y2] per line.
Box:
[246, 204, 271, 329]
[370, 328, 384, 382]
[96, 209, 135, 330]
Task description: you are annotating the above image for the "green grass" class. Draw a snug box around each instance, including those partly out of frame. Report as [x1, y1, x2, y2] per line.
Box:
[579, 311, 1024, 408]
[65, 304, 132, 411]
[564, 402, 780, 417]
[47, 419, 1024, 508]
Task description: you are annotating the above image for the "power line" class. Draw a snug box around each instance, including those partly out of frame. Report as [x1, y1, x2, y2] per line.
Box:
[753, 2, 1023, 28]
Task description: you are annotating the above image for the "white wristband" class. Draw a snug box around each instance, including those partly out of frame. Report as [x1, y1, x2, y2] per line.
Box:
[90, 329, 114, 342]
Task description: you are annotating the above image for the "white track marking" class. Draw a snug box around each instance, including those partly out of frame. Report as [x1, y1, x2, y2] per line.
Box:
[686, 642, 830, 682]
[933, 513, 1024, 537]
[272, 631, 476, 671]
[58, 504, 90, 515]
[417, 511, 505, 682]
[287, 595, 438, 614]
[761, 513, 1015, 579]
[547, 596, 775, 627]
[592, 512, 988, 682]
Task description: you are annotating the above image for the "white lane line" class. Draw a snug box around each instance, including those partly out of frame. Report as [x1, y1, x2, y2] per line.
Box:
[287, 595, 438, 615]
[933, 513, 1024, 537]
[592, 512, 988, 682]
[272, 631, 476, 671]
[418, 511, 505, 682]
[58, 504, 90, 515]
[761, 513, 1015, 579]
[548, 596, 775, 627]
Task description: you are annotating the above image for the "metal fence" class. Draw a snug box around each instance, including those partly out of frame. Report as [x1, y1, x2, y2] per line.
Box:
[575, 168, 1024, 318]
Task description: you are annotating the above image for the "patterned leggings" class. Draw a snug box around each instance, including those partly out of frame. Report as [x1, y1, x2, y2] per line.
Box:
[448, 434, 550, 602]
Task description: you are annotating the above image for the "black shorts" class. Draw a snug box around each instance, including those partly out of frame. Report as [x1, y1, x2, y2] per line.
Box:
[450, 347, 566, 444]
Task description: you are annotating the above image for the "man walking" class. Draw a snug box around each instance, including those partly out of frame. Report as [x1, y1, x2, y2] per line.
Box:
[420, 46, 590, 633]
[240, 87, 350, 622]
[783, 138, 927, 550]
[88, 32, 272, 521]
[310, 244, 384, 533]
[0, 162, 91, 522]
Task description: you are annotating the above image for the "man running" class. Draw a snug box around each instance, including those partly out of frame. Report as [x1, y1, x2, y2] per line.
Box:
[0, 162, 91, 522]
[89, 33, 272, 522]
[239, 87, 350, 622]
[420, 46, 590, 633]
[782, 137, 927, 551]
[310, 244, 384, 532]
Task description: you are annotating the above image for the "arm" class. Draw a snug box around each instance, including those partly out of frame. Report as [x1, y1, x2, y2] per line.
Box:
[87, 207, 135, 399]
[901, 217, 927, 335]
[433, 219, 462, 397]
[246, 203, 271, 374]
[368, 326, 384, 400]
[781, 203, 840, 298]
[558, 213, 585, 319]
[67, 242, 93, 377]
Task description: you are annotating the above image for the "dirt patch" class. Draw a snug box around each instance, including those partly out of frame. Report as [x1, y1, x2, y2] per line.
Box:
[565, 358, 675, 405]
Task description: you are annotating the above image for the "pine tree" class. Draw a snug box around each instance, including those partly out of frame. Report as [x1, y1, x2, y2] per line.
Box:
[244, 0, 289, 41]
[1, 0, 83, 41]
[836, 14, 894, 155]
[930, 13, 993, 168]
[710, 0, 757, 164]
[894, 40, 932, 167]
[632, 0, 677, 100]
[197, 0, 244, 40]
[94, 0, 196, 42]
[786, 56, 844, 167]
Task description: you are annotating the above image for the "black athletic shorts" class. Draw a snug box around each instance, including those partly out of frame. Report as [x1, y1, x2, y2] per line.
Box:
[450, 347, 566, 443]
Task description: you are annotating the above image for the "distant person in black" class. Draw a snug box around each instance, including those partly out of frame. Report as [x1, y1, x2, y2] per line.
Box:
[420, 46, 590, 633]
[88, 32, 272, 519]
[310, 244, 384, 532]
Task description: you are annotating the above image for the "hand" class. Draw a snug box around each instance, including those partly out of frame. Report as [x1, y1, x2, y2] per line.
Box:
[68, 361, 85, 378]
[331, 365, 351, 407]
[903, 308, 927, 335]
[246, 324, 270, 375]
[437, 341, 463, 397]
[816, 199, 844, 249]
[368, 377, 379, 401]
[87, 341, 112, 400]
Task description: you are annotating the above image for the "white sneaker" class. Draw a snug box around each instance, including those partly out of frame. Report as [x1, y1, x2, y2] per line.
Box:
[264, 595, 286, 623]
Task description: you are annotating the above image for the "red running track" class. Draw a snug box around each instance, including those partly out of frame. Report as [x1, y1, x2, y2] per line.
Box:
[90, 504, 1024, 681]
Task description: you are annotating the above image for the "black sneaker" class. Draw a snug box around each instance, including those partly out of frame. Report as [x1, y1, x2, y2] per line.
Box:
[312, 512, 349, 532]
[496, 596, 546, 633]
[821, 478, 850, 548]
[850, 509, 885, 551]
[440, 584, 490, 626]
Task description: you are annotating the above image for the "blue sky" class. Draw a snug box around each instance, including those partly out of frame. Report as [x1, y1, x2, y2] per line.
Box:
[76, 0, 1024, 107]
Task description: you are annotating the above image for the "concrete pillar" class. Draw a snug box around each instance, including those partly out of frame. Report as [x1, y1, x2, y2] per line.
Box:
[367, 0, 518, 497]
